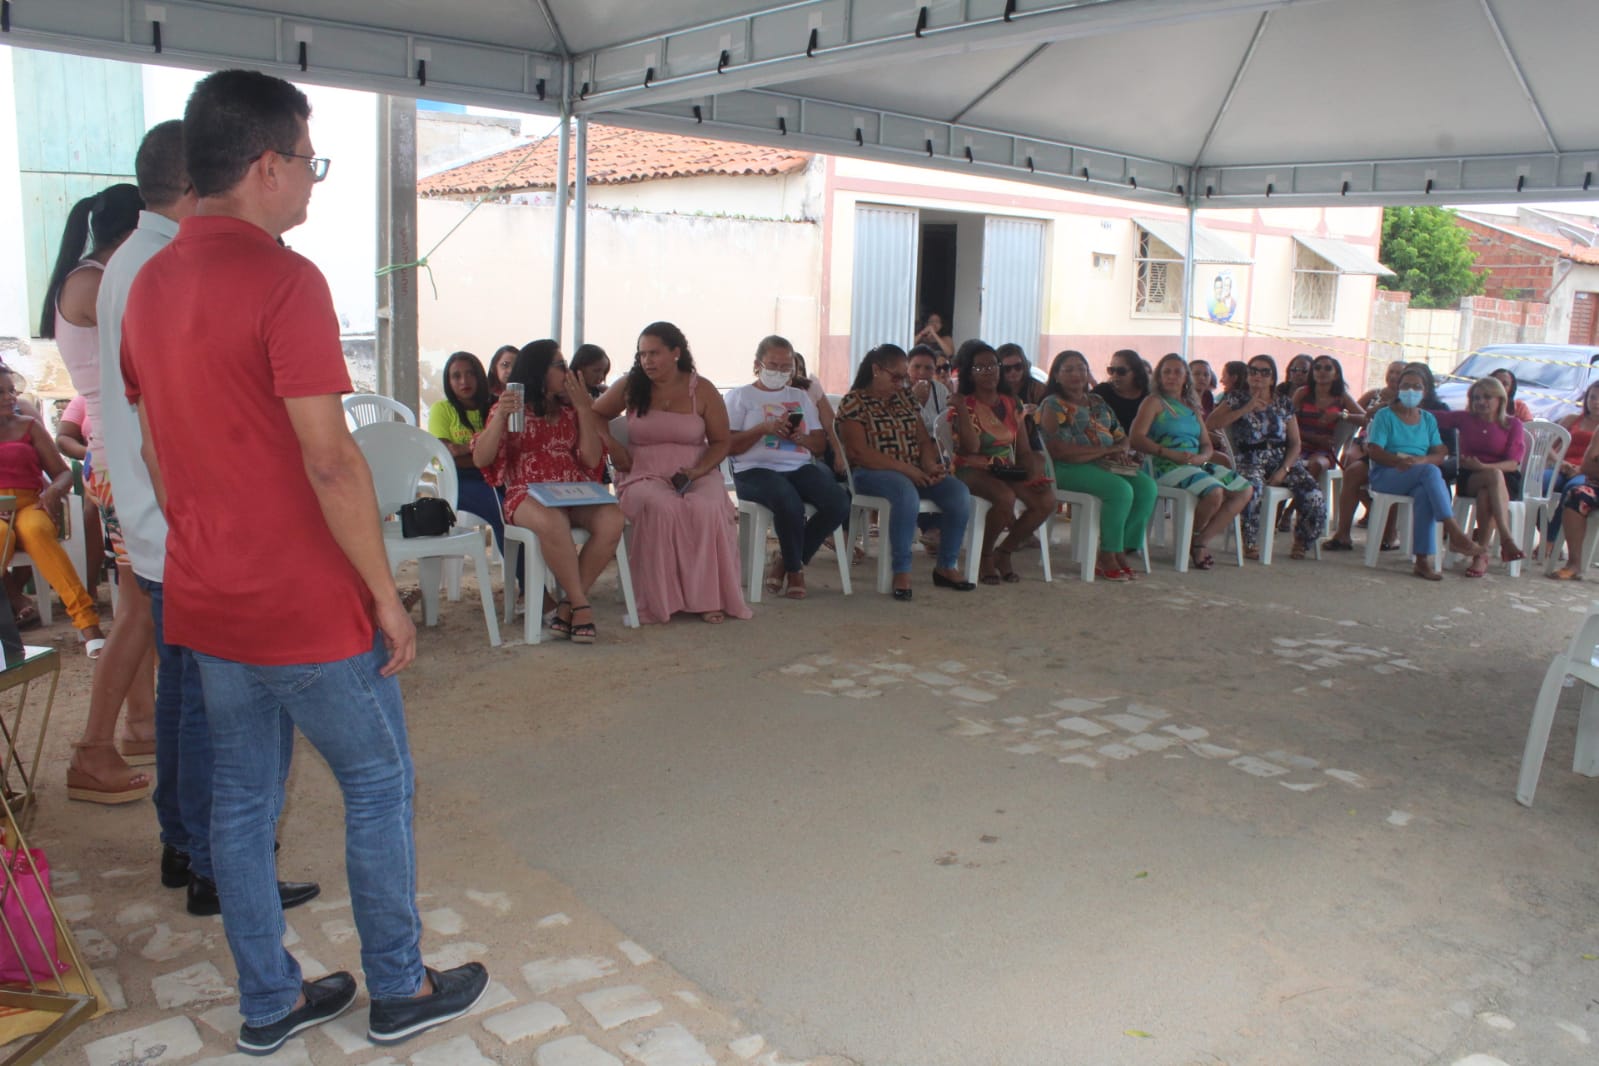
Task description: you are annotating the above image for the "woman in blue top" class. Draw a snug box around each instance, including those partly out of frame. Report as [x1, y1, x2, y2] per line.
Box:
[1128, 353, 1254, 570]
[1366, 365, 1486, 580]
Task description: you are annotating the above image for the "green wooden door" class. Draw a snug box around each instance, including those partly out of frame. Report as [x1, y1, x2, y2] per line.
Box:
[13, 50, 144, 335]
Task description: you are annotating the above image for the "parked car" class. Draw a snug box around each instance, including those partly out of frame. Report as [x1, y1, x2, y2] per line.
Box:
[1436, 344, 1599, 420]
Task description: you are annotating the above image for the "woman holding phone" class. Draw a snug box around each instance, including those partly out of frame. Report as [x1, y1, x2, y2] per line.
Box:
[725, 336, 851, 598]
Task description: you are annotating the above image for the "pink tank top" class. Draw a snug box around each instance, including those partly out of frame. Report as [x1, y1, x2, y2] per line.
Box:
[53, 262, 104, 454]
[0, 429, 44, 490]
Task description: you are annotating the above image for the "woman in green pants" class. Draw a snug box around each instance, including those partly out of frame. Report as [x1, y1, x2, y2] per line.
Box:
[1038, 350, 1158, 582]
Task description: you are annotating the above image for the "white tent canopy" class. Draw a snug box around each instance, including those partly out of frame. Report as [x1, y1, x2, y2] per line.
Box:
[21, 0, 1599, 209]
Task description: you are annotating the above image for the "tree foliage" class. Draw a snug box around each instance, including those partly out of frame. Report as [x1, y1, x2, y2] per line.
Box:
[1378, 206, 1486, 309]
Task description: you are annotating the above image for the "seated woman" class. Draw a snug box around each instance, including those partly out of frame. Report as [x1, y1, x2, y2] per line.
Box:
[1436, 376, 1525, 575]
[570, 343, 610, 399]
[1129, 353, 1254, 570]
[1277, 354, 1313, 401]
[836, 344, 974, 599]
[488, 344, 519, 398]
[1291, 357, 1364, 481]
[0, 373, 104, 653]
[1208, 355, 1327, 559]
[1551, 427, 1599, 580]
[474, 339, 623, 642]
[1189, 359, 1218, 417]
[1364, 366, 1485, 580]
[53, 393, 105, 607]
[1038, 349, 1157, 581]
[725, 335, 851, 598]
[1546, 381, 1599, 546]
[1091, 348, 1149, 433]
[997, 344, 1047, 408]
[1490, 368, 1534, 423]
[1328, 360, 1438, 551]
[592, 322, 750, 624]
[427, 351, 505, 553]
[951, 340, 1055, 584]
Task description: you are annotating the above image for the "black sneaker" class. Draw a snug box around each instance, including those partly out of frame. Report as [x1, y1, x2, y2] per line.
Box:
[236, 972, 357, 1056]
[367, 963, 489, 1046]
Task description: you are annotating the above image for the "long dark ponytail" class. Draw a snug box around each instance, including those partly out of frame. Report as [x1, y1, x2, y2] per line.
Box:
[38, 183, 143, 338]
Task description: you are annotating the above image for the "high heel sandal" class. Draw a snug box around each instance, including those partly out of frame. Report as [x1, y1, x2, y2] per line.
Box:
[549, 600, 572, 637]
[67, 742, 152, 805]
[993, 548, 1020, 583]
[568, 604, 596, 645]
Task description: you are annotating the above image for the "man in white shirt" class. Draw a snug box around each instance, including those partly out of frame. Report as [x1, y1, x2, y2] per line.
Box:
[98, 119, 319, 917]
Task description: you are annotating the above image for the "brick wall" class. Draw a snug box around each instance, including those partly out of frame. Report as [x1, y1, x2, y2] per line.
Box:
[1456, 217, 1561, 300]
[1459, 295, 1550, 350]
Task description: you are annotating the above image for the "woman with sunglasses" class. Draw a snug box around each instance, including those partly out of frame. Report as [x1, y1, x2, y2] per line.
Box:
[1277, 354, 1313, 401]
[1092, 349, 1150, 432]
[1364, 365, 1485, 579]
[997, 344, 1047, 408]
[1291, 357, 1365, 481]
[1544, 380, 1599, 549]
[1129, 354, 1254, 570]
[836, 344, 974, 599]
[953, 341, 1054, 584]
[1208, 355, 1326, 559]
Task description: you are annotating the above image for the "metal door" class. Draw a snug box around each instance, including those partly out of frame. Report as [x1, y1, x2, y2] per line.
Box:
[980, 216, 1047, 357]
[850, 204, 919, 371]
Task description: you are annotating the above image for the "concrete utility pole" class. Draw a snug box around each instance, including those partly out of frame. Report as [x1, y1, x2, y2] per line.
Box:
[376, 95, 420, 413]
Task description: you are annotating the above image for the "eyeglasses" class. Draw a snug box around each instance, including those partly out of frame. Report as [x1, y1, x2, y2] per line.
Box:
[880, 369, 910, 384]
[935, 363, 951, 373]
[1106, 366, 1130, 377]
[1247, 367, 1273, 377]
[263, 150, 331, 182]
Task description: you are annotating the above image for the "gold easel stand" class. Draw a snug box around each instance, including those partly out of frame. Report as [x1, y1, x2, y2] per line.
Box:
[0, 642, 104, 1063]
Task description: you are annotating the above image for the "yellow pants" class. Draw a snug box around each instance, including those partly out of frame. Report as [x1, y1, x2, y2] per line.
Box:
[0, 488, 98, 631]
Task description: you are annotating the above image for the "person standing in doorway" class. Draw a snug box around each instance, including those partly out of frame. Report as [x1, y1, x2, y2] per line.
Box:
[120, 70, 487, 1055]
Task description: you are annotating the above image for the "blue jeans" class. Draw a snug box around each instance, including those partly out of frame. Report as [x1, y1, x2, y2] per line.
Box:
[852, 468, 971, 573]
[733, 463, 852, 572]
[140, 576, 216, 882]
[456, 468, 504, 554]
[1370, 462, 1452, 556]
[195, 635, 424, 1026]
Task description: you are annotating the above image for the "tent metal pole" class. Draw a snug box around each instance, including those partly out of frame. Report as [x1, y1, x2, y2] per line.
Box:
[573, 116, 588, 346]
[1180, 199, 1196, 360]
[551, 94, 572, 343]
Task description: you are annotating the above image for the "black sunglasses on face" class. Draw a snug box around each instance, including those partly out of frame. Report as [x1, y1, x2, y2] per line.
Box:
[1247, 367, 1273, 376]
[1107, 366, 1130, 376]
[1002, 363, 1025, 372]
[935, 363, 950, 372]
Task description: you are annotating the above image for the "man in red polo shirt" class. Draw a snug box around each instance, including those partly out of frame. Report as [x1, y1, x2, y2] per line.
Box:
[120, 69, 486, 1056]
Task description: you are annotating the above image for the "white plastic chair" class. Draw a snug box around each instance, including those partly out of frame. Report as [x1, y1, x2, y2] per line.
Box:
[1542, 507, 1599, 577]
[343, 393, 417, 430]
[1516, 601, 1599, 806]
[840, 443, 988, 594]
[1362, 490, 1444, 574]
[502, 524, 640, 645]
[1148, 483, 1244, 572]
[1254, 483, 1322, 565]
[724, 460, 852, 604]
[353, 422, 501, 647]
[1518, 420, 1570, 563]
[1038, 489, 1150, 583]
[12, 494, 88, 626]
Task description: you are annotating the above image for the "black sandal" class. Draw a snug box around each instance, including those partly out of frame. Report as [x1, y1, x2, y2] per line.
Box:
[994, 548, 1021, 583]
[568, 605, 596, 645]
[549, 600, 572, 637]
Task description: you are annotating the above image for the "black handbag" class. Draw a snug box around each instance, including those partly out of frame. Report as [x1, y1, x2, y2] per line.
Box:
[1439, 426, 1460, 482]
[398, 497, 456, 538]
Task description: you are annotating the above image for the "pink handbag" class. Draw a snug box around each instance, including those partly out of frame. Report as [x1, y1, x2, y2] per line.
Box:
[0, 848, 69, 984]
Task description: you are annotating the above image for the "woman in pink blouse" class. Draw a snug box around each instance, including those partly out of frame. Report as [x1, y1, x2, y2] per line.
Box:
[1437, 376, 1525, 576]
[474, 339, 622, 643]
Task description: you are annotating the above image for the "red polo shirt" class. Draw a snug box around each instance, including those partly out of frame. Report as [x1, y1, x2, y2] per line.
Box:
[121, 214, 374, 664]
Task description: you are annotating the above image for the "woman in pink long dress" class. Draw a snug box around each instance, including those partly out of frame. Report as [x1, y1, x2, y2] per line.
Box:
[592, 322, 751, 624]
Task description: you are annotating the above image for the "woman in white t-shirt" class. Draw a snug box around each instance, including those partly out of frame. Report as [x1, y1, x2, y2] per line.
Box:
[726, 337, 852, 599]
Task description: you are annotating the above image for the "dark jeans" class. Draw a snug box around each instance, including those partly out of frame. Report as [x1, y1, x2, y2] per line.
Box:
[456, 467, 504, 554]
[141, 575, 217, 883]
[733, 463, 852, 572]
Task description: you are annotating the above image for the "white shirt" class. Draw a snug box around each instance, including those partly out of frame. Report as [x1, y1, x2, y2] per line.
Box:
[914, 379, 954, 460]
[724, 384, 820, 474]
[96, 210, 178, 582]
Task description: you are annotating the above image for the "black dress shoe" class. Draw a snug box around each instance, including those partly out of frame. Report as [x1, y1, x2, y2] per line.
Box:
[161, 845, 192, 889]
[931, 570, 976, 591]
[188, 876, 322, 916]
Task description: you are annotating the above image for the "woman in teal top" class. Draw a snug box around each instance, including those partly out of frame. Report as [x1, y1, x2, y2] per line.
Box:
[1128, 353, 1254, 570]
[426, 350, 504, 553]
[1038, 350, 1157, 581]
[1365, 364, 1484, 580]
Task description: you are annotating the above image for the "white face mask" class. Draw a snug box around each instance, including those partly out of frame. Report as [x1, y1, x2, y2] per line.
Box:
[758, 368, 791, 390]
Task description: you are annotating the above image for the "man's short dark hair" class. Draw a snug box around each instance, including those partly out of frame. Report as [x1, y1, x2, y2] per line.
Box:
[135, 120, 188, 207]
[184, 69, 311, 198]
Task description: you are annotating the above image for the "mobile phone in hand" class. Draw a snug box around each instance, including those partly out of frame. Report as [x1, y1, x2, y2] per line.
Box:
[671, 471, 691, 494]
[786, 410, 804, 431]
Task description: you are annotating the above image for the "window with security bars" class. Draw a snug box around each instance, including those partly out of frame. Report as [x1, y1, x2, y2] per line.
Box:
[1133, 230, 1184, 316]
[1291, 244, 1339, 323]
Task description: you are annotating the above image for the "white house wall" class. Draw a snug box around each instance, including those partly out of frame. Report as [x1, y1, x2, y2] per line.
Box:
[586, 169, 814, 222]
[416, 198, 819, 405]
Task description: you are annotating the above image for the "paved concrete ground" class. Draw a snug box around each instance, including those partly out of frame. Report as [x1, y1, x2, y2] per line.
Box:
[37, 532, 1599, 1065]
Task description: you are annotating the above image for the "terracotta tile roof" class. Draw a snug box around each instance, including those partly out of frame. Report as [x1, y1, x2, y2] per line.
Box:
[1460, 214, 1599, 266]
[420, 123, 811, 197]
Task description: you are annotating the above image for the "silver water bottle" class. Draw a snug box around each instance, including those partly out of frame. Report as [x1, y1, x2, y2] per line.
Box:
[505, 382, 525, 433]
